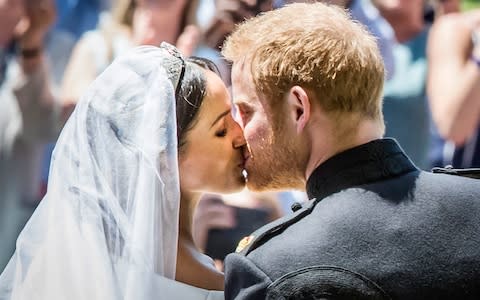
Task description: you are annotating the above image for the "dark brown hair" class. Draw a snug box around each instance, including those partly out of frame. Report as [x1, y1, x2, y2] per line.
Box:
[175, 57, 220, 151]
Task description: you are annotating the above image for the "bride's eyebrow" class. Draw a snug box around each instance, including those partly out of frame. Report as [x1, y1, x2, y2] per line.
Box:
[210, 110, 231, 128]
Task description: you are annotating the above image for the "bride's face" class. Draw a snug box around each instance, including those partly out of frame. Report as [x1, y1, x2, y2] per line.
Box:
[178, 70, 247, 193]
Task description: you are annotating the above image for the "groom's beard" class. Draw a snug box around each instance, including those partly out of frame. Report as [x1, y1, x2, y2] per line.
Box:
[245, 124, 304, 192]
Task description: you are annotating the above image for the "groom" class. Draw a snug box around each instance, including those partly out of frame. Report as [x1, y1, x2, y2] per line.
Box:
[222, 2, 480, 299]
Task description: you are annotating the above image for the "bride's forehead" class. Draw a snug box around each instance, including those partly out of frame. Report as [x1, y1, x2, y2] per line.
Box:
[192, 82, 230, 125]
[203, 72, 230, 105]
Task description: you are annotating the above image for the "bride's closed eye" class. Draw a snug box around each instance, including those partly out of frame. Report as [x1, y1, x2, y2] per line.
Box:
[215, 127, 227, 137]
[211, 109, 231, 138]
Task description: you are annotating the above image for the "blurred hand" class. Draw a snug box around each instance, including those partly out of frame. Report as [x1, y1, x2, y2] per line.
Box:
[192, 194, 236, 252]
[0, 0, 25, 46]
[133, 0, 188, 47]
[14, 0, 56, 49]
[176, 25, 201, 57]
[427, 10, 480, 145]
[204, 0, 273, 49]
[448, 10, 480, 61]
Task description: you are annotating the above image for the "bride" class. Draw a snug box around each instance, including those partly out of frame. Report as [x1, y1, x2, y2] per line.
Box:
[0, 43, 247, 299]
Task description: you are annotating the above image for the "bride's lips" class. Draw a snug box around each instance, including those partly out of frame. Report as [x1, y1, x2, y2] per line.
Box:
[238, 145, 251, 169]
[237, 160, 245, 169]
[238, 155, 249, 169]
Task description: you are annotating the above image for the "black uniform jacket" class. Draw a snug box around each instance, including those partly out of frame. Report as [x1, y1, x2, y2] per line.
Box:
[224, 139, 480, 300]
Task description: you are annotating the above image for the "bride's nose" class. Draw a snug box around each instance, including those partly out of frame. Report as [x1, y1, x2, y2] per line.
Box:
[231, 120, 246, 149]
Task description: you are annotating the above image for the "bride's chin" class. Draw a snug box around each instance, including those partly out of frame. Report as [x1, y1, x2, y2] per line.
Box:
[214, 176, 246, 194]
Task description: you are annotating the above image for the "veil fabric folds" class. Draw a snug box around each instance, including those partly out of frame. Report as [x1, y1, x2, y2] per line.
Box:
[0, 45, 185, 299]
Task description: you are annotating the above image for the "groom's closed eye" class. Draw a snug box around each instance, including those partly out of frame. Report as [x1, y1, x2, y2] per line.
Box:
[233, 103, 252, 127]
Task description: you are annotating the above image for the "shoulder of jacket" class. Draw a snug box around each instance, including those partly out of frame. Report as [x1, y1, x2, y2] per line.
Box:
[431, 166, 480, 180]
[235, 198, 317, 256]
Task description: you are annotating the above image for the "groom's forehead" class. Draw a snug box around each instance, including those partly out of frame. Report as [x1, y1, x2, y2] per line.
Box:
[231, 61, 247, 80]
[231, 62, 256, 94]
[232, 56, 254, 78]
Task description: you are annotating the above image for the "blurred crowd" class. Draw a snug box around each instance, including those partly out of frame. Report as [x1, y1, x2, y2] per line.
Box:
[1, 0, 479, 272]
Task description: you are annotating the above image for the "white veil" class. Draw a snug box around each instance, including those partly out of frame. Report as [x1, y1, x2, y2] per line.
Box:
[0, 44, 185, 299]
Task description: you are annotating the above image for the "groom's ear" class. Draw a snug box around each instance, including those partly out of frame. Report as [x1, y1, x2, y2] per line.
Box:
[286, 86, 311, 134]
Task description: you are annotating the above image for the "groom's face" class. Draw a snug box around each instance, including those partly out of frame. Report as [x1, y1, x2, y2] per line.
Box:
[231, 62, 303, 191]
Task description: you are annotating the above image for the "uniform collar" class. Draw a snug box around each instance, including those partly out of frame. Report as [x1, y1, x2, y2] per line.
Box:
[306, 138, 418, 201]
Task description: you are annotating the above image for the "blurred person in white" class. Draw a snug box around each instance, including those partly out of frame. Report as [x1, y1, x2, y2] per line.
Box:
[0, 0, 60, 272]
[37, 0, 115, 206]
[428, 8, 480, 167]
[61, 0, 201, 112]
[44, 0, 112, 85]
[0, 43, 246, 299]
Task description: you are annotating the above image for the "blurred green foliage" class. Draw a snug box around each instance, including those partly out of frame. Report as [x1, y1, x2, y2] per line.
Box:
[463, 0, 480, 11]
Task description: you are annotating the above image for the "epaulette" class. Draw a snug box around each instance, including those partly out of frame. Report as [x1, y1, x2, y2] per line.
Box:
[431, 166, 480, 179]
[235, 198, 318, 256]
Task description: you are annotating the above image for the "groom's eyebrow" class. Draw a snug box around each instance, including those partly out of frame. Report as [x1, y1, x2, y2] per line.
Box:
[211, 109, 231, 128]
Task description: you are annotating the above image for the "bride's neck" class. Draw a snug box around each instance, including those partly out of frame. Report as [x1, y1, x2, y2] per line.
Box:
[176, 191, 224, 291]
[178, 190, 199, 242]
